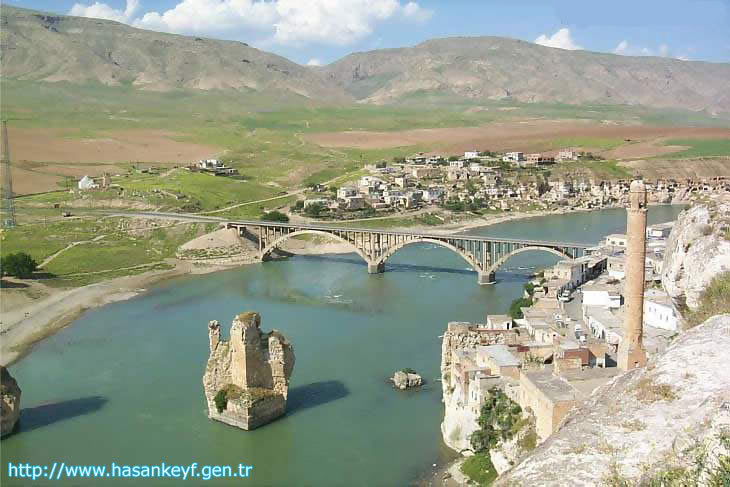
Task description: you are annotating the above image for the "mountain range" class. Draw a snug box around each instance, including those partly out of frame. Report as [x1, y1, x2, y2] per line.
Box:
[2, 6, 729, 113]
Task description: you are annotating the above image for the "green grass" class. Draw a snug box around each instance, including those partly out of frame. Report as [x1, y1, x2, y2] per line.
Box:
[663, 139, 730, 158]
[547, 137, 624, 151]
[685, 271, 730, 327]
[460, 454, 498, 486]
[1, 217, 208, 286]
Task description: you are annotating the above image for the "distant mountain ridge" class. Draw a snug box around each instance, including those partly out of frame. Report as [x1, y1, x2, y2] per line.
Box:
[320, 37, 730, 112]
[0, 6, 350, 102]
[2, 6, 729, 113]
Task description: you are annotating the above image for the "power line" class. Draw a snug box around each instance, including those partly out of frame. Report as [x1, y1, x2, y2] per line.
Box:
[1, 120, 17, 228]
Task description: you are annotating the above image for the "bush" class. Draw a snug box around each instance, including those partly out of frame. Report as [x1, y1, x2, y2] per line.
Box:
[1, 252, 38, 279]
[261, 210, 289, 223]
[524, 282, 535, 296]
[214, 389, 228, 413]
[684, 272, 730, 328]
[460, 454, 498, 486]
[290, 200, 304, 212]
[470, 387, 524, 453]
[509, 297, 533, 319]
[304, 202, 326, 218]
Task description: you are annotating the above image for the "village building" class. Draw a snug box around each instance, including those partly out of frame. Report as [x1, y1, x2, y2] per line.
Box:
[643, 289, 680, 331]
[519, 370, 581, 442]
[78, 175, 98, 190]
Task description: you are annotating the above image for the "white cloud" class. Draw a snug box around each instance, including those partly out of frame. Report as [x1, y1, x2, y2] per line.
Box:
[70, 0, 431, 47]
[70, 0, 139, 23]
[613, 40, 629, 55]
[534, 28, 583, 51]
[612, 40, 686, 59]
[306, 58, 322, 66]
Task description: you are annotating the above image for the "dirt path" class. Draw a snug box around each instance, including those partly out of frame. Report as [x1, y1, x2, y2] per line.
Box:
[39, 235, 106, 268]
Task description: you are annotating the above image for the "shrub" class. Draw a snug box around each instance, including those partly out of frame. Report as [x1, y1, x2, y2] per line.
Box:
[685, 272, 730, 328]
[261, 210, 289, 223]
[401, 368, 417, 374]
[304, 202, 326, 218]
[509, 297, 533, 319]
[214, 389, 228, 413]
[469, 388, 524, 453]
[1, 252, 38, 279]
[460, 453, 498, 486]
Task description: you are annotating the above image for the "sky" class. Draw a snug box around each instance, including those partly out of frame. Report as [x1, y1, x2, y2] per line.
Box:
[6, 0, 730, 65]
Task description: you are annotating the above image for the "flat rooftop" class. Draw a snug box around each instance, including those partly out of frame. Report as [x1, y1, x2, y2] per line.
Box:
[477, 344, 520, 367]
[523, 370, 579, 402]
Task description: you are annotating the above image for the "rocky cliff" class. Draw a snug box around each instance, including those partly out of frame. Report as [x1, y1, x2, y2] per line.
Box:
[440, 323, 513, 453]
[1, 366, 21, 437]
[496, 314, 730, 485]
[202, 312, 295, 431]
[661, 200, 730, 311]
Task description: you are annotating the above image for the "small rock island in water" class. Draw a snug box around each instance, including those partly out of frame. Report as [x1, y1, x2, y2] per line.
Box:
[203, 312, 295, 430]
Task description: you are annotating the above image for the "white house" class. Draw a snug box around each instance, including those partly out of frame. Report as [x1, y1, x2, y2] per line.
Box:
[337, 186, 358, 199]
[464, 151, 480, 160]
[502, 152, 524, 163]
[581, 283, 622, 309]
[643, 290, 679, 331]
[78, 175, 98, 190]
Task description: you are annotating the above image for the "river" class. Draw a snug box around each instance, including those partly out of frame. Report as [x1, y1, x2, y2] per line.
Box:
[1, 205, 684, 486]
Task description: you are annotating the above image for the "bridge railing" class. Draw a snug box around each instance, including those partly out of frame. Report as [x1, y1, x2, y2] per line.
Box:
[226, 219, 591, 249]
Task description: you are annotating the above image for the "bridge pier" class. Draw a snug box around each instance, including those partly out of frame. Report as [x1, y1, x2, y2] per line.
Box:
[478, 271, 496, 285]
[367, 262, 385, 274]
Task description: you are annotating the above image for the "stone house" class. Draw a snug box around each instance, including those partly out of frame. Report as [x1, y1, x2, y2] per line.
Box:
[519, 370, 580, 442]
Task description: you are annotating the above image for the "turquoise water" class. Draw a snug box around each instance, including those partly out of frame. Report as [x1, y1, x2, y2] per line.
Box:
[1, 206, 684, 486]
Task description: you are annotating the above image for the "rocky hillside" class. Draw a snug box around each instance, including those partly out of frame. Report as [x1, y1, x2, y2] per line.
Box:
[662, 199, 730, 313]
[496, 314, 730, 485]
[2, 6, 730, 113]
[0, 6, 349, 101]
[321, 37, 730, 112]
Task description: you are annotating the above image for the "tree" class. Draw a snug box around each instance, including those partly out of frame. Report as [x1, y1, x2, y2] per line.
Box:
[304, 202, 326, 218]
[448, 155, 460, 162]
[261, 211, 289, 223]
[508, 297, 533, 319]
[1, 252, 38, 279]
[290, 200, 304, 212]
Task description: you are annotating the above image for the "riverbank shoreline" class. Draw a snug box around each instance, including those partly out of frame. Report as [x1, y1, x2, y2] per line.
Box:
[0, 203, 685, 368]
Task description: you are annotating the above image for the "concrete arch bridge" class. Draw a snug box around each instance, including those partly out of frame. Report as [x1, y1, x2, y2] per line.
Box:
[227, 220, 590, 285]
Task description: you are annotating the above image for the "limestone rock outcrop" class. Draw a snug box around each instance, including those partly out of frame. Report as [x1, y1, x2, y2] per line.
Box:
[440, 323, 513, 452]
[202, 312, 295, 430]
[495, 314, 730, 485]
[1, 366, 21, 437]
[392, 370, 422, 390]
[661, 202, 730, 311]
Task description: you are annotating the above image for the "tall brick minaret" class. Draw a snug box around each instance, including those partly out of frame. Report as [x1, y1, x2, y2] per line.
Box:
[618, 179, 648, 371]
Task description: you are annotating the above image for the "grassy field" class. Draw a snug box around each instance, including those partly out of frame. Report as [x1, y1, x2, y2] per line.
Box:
[0, 217, 213, 286]
[460, 454, 498, 486]
[663, 138, 730, 158]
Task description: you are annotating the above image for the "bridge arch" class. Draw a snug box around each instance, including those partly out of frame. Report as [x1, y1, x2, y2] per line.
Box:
[374, 238, 481, 273]
[260, 229, 373, 265]
[485, 245, 572, 276]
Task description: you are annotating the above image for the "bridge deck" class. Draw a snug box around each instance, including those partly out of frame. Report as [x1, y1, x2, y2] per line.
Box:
[226, 220, 591, 249]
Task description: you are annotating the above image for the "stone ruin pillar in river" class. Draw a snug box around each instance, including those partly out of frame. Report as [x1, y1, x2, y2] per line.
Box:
[203, 312, 295, 430]
[618, 179, 649, 371]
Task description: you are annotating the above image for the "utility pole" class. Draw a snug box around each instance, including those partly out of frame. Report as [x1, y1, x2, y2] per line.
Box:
[1, 120, 17, 228]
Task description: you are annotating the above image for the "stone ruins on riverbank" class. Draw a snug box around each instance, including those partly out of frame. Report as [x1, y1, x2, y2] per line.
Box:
[202, 312, 295, 430]
[1, 366, 21, 437]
